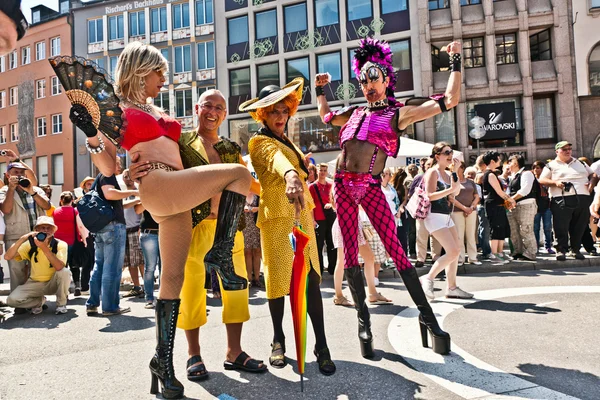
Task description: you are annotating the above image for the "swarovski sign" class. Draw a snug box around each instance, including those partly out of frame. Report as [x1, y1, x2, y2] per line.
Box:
[473, 102, 517, 140]
[105, 0, 175, 14]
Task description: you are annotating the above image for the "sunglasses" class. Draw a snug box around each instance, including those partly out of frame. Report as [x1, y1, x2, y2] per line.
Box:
[359, 67, 381, 85]
[560, 147, 572, 151]
[439, 149, 453, 156]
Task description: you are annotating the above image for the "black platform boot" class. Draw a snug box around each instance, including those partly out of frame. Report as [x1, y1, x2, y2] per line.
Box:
[149, 299, 184, 399]
[399, 268, 451, 355]
[345, 266, 374, 358]
[204, 190, 248, 291]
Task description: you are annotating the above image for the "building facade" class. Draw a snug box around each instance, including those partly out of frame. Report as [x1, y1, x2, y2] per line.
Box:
[0, 4, 74, 189]
[71, 0, 216, 181]
[418, 0, 577, 165]
[571, 0, 600, 160]
[216, 0, 423, 164]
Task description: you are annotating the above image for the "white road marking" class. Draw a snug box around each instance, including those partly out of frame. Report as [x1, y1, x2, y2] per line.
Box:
[388, 286, 600, 400]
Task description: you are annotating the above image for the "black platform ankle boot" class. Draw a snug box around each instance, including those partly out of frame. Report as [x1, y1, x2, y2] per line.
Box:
[149, 299, 184, 399]
[204, 190, 248, 291]
[399, 268, 451, 355]
[345, 266, 374, 358]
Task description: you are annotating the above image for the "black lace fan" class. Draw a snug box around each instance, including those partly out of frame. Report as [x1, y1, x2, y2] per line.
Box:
[48, 55, 124, 145]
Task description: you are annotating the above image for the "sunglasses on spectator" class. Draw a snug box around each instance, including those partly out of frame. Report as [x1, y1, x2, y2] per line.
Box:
[439, 149, 453, 156]
[560, 147, 572, 151]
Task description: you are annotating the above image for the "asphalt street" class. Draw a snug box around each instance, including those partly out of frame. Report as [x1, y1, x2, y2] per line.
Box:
[1, 264, 599, 400]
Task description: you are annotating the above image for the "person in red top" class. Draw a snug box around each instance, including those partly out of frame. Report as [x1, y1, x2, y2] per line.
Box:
[52, 192, 86, 296]
[309, 163, 337, 275]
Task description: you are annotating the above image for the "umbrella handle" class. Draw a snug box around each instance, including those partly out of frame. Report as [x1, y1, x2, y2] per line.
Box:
[294, 201, 301, 224]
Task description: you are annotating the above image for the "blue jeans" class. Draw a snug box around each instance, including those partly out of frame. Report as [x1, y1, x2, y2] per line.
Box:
[140, 232, 160, 302]
[534, 208, 553, 249]
[477, 206, 492, 256]
[86, 222, 126, 313]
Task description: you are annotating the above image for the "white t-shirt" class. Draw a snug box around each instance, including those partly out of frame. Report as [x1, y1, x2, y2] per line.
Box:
[539, 157, 593, 198]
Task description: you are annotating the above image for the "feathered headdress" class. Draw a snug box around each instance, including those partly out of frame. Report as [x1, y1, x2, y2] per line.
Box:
[352, 38, 397, 104]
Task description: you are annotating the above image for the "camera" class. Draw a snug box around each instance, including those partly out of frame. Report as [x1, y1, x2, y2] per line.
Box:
[18, 177, 31, 188]
[451, 172, 458, 182]
[0, 150, 6, 156]
[563, 182, 573, 191]
[35, 232, 47, 242]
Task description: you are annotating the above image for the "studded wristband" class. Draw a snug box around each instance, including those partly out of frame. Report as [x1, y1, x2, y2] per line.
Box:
[85, 135, 106, 155]
[449, 53, 462, 73]
[315, 86, 325, 97]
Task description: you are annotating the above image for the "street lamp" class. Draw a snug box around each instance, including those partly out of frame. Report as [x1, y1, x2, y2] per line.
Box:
[469, 115, 486, 156]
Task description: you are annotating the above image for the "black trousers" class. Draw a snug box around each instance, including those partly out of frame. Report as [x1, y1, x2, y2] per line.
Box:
[550, 195, 592, 253]
[315, 217, 337, 274]
[406, 213, 417, 256]
[397, 212, 409, 254]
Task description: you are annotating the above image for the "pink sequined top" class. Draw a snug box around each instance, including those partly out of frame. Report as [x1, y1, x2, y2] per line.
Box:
[338, 106, 400, 157]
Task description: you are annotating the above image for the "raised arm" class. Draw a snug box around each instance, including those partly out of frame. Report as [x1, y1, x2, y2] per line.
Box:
[315, 73, 351, 127]
[398, 41, 462, 131]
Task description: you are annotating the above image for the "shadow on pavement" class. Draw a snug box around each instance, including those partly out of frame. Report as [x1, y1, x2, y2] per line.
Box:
[463, 300, 561, 314]
[99, 314, 155, 333]
[516, 363, 600, 400]
[0, 308, 78, 330]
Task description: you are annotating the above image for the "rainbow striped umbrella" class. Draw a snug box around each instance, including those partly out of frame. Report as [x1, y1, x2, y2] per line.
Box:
[289, 219, 310, 392]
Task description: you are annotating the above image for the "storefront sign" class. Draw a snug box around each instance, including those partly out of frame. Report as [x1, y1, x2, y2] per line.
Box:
[474, 102, 517, 140]
[105, 0, 175, 14]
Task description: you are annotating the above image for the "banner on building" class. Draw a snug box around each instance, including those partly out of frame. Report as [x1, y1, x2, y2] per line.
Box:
[474, 102, 517, 140]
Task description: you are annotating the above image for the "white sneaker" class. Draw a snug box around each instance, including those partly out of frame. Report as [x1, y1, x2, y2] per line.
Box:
[31, 297, 46, 315]
[55, 305, 68, 315]
[373, 277, 380, 286]
[421, 277, 435, 300]
[446, 286, 474, 299]
[471, 260, 482, 265]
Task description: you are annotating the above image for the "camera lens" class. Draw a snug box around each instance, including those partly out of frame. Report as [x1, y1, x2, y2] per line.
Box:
[35, 232, 47, 241]
[18, 178, 31, 188]
[0, 150, 6, 156]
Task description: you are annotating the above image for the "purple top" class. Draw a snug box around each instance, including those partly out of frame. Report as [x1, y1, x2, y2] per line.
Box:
[338, 106, 400, 157]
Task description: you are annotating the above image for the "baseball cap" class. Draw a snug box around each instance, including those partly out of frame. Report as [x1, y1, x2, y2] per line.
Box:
[555, 141, 572, 150]
[34, 216, 57, 231]
[6, 161, 28, 171]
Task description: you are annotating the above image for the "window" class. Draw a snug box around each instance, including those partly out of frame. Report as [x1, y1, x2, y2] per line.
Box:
[256, 10, 277, 40]
[155, 92, 170, 111]
[173, 3, 190, 29]
[0, 91, 4, 108]
[434, 111, 456, 145]
[37, 155, 48, 185]
[21, 46, 30, 65]
[50, 37, 60, 56]
[590, 43, 600, 96]
[496, 33, 517, 64]
[315, 0, 339, 27]
[382, 0, 407, 14]
[88, 19, 103, 43]
[160, 48, 169, 62]
[151, 7, 168, 33]
[9, 87, 18, 105]
[197, 85, 215, 98]
[287, 57, 310, 84]
[0, 126, 5, 144]
[429, 0, 450, 10]
[229, 67, 251, 96]
[228, 16, 248, 45]
[460, 0, 481, 4]
[317, 52, 342, 81]
[174, 45, 191, 73]
[51, 76, 61, 95]
[94, 57, 106, 70]
[257, 63, 279, 94]
[60, 0, 69, 14]
[175, 89, 193, 117]
[196, 0, 214, 25]
[129, 11, 145, 36]
[35, 41, 45, 61]
[284, 4, 307, 33]
[52, 114, 62, 134]
[197, 41, 215, 70]
[463, 37, 485, 68]
[389, 40, 411, 71]
[347, 0, 372, 21]
[36, 79, 45, 99]
[533, 96, 556, 140]
[10, 123, 18, 142]
[33, 10, 40, 23]
[530, 29, 552, 61]
[9, 50, 17, 69]
[37, 117, 47, 137]
[109, 15, 124, 40]
[0, 56, 4, 72]
[110, 56, 118, 75]
[52, 154, 64, 185]
[593, 0, 600, 8]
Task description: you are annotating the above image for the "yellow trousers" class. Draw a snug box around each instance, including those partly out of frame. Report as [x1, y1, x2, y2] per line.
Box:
[177, 219, 250, 330]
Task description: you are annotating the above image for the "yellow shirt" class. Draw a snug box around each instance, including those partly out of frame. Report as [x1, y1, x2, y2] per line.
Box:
[15, 239, 68, 282]
[46, 204, 56, 217]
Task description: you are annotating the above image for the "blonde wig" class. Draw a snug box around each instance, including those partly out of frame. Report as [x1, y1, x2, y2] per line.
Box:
[115, 41, 168, 106]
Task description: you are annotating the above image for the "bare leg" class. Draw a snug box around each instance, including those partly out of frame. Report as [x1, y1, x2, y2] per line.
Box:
[360, 244, 378, 297]
[334, 248, 344, 297]
[129, 266, 141, 287]
[244, 249, 253, 282]
[252, 248, 261, 283]
[185, 328, 200, 357]
[427, 227, 460, 285]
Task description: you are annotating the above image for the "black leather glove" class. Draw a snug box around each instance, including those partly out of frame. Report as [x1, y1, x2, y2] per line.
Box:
[70, 104, 98, 137]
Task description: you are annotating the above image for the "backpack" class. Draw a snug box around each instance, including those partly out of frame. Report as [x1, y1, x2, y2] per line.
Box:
[76, 175, 115, 233]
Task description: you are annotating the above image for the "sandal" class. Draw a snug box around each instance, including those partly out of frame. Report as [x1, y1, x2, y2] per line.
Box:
[333, 295, 354, 307]
[368, 292, 393, 305]
[224, 351, 267, 373]
[187, 355, 209, 381]
[313, 347, 336, 376]
[269, 342, 287, 369]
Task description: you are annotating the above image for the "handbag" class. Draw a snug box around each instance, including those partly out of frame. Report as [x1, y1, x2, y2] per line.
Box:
[362, 225, 375, 241]
[406, 179, 431, 220]
[313, 183, 337, 224]
[76, 175, 116, 233]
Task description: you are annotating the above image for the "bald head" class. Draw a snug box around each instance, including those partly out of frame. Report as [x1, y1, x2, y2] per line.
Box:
[198, 89, 226, 104]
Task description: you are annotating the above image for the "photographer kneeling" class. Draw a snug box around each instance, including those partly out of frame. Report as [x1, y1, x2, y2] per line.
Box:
[5, 216, 70, 315]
